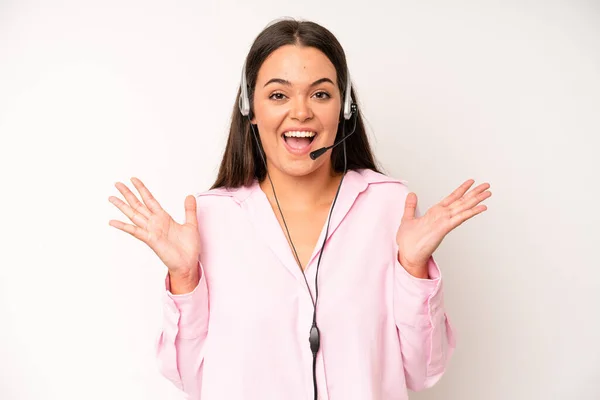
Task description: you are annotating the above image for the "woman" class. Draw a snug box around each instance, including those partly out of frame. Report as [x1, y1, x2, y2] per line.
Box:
[109, 18, 491, 400]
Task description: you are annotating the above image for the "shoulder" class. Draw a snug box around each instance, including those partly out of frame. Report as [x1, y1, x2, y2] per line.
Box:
[189, 184, 257, 236]
[356, 168, 408, 186]
[192, 183, 256, 210]
[347, 169, 415, 217]
[353, 168, 411, 196]
[346, 169, 415, 228]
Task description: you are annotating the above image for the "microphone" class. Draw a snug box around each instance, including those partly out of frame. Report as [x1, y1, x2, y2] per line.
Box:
[309, 131, 354, 160]
[309, 104, 357, 160]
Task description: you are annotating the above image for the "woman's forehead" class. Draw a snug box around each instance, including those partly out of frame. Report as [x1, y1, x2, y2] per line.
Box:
[256, 45, 338, 87]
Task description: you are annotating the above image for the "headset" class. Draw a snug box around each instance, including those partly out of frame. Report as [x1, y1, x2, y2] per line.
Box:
[238, 61, 358, 400]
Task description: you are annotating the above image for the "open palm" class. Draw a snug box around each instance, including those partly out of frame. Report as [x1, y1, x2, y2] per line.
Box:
[108, 177, 200, 275]
[396, 179, 491, 271]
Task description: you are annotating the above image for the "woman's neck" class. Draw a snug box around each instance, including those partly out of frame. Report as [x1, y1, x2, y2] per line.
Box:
[259, 165, 343, 212]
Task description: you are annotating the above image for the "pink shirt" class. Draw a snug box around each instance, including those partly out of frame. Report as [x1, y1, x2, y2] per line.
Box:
[156, 168, 455, 399]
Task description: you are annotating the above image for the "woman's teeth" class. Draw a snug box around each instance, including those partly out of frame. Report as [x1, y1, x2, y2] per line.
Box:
[283, 131, 316, 138]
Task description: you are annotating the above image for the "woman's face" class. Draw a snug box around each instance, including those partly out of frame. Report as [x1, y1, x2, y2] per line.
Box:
[251, 45, 342, 178]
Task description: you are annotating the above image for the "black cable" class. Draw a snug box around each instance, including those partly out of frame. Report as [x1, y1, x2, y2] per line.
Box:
[308, 117, 350, 400]
[249, 122, 316, 306]
[248, 113, 354, 400]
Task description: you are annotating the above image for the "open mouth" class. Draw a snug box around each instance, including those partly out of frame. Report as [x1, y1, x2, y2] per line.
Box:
[282, 131, 317, 151]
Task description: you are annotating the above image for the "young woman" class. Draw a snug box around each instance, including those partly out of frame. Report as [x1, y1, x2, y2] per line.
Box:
[109, 18, 491, 400]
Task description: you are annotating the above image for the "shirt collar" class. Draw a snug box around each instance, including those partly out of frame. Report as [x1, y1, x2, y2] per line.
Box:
[201, 168, 407, 204]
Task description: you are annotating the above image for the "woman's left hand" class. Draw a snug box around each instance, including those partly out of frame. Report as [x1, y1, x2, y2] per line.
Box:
[396, 179, 492, 277]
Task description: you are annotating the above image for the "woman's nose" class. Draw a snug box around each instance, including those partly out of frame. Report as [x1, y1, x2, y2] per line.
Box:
[290, 97, 313, 121]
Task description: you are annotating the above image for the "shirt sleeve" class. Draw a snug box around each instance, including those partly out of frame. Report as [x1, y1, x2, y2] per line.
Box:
[393, 251, 456, 391]
[156, 262, 209, 397]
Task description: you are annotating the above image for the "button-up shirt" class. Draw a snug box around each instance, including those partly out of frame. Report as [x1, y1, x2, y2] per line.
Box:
[156, 168, 456, 399]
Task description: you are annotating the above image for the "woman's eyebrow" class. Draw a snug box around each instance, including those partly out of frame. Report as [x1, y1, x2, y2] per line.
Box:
[263, 77, 335, 88]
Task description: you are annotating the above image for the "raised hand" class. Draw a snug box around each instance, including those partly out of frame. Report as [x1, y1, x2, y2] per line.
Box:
[396, 179, 492, 277]
[108, 177, 200, 282]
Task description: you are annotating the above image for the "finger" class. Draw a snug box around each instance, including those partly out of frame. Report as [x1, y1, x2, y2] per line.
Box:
[449, 204, 488, 230]
[449, 188, 492, 217]
[402, 192, 418, 221]
[108, 219, 149, 243]
[184, 195, 198, 228]
[109, 195, 148, 229]
[114, 181, 151, 220]
[465, 189, 492, 210]
[464, 182, 491, 199]
[130, 177, 163, 213]
[440, 179, 475, 207]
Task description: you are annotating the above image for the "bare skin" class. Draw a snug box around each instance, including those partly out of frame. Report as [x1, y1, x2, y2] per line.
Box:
[108, 177, 200, 294]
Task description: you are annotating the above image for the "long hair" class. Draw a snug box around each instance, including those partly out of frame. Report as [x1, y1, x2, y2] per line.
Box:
[211, 18, 381, 189]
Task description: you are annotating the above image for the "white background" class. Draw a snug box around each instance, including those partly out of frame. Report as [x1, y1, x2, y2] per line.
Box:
[1, 0, 599, 399]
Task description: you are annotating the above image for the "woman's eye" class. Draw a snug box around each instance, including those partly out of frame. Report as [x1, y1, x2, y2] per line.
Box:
[269, 93, 286, 101]
[314, 91, 331, 99]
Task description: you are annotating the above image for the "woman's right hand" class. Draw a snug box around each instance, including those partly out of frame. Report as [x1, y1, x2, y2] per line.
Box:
[108, 177, 201, 285]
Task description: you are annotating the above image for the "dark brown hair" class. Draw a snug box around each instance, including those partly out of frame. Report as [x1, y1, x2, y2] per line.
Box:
[211, 18, 381, 189]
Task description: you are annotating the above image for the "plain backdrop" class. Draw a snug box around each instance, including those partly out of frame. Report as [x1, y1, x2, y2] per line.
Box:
[1, 0, 599, 399]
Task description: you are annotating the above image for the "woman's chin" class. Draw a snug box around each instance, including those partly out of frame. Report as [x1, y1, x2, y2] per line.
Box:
[275, 159, 327, 178]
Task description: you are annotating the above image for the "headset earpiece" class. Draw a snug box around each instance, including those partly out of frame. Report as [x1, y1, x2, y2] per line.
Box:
[342, 69, 354, 120]
[239, 61, 251, 117]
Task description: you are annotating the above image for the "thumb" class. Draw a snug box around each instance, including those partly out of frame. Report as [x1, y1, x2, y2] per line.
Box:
[402, 192, 418, 221]
[184, 195, 198, 227]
